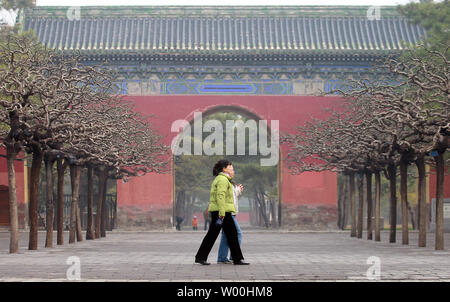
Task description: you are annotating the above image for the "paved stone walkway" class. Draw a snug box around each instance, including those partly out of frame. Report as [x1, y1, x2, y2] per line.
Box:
[0, 230, 450, 281]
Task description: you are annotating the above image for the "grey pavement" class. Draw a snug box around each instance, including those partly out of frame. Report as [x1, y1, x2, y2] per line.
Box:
[0, 229, 450, 281]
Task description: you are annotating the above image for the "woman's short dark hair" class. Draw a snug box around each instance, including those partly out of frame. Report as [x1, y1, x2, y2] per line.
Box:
[213, 159, 232, 176]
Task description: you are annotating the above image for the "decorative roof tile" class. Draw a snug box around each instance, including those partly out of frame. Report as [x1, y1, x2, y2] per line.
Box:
[21, 6, 426, 54]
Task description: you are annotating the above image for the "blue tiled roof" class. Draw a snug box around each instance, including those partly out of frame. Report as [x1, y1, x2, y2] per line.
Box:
[22, 6, 426, 53]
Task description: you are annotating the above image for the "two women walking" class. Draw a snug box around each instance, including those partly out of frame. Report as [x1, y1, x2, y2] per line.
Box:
[195, 159, 249, 265]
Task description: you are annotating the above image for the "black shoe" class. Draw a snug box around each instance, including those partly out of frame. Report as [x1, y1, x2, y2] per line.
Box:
[195, 259, 210, 265]
[233, 260, 250, 265]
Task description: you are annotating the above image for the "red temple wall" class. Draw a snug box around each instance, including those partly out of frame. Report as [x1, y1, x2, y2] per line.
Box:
[0, 95, 447, 229]
[116, 95, 341, 229]
[429, 166, 450, 202]
[0, 149, 26, 228]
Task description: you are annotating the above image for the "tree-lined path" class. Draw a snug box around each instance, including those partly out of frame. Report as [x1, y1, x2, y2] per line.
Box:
[1, 230, 449, 281]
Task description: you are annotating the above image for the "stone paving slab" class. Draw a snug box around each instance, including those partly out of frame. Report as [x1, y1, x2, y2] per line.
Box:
[0, 230, 449, 281]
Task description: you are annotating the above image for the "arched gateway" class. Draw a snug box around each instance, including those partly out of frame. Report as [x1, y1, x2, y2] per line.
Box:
[1, 5, 427, 229]
[117, 95, 341, 229]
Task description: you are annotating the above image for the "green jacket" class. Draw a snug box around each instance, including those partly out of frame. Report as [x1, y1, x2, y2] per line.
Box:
[208, 172, 236, 217]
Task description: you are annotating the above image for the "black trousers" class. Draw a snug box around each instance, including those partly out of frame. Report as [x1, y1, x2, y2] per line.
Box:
[195, 211, 244, 263]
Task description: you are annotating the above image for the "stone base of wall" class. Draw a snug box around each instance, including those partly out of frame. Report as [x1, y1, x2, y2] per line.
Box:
[281, 204, 338, 230]
[116, 205, 172, 230]
[114, 204, 338, 231]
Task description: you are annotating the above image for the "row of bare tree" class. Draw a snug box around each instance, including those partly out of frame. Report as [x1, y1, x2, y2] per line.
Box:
[0, 33, 168, 253]
[283, 45, 449, 250]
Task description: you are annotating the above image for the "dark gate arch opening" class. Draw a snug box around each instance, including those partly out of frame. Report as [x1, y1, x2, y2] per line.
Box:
[172, 105, 282, 231]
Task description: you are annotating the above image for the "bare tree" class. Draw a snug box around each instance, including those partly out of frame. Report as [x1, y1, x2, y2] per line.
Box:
[282, 99, 398, 241]
[0, 33, 55, 252]
[323, 44, 449, 249]
[1, 33, 168, 252]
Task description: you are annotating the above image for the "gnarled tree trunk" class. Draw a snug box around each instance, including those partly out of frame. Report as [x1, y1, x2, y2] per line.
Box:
[29, 148, 43, 250]
[95, 168, 107, 238]
[86, 165, 95, 240]
[100, 175, 108, 237]
[56, 158, 66, 245]
[434, 152, 444, 250]
[255, 189, 269, 228]
[374, 171, 381, 242]
[76, 198, 83, 242]
[349, 173, 356, 237]
[6, 111, 22, 253]
[388, 163, 397, 243]
[6, 144, 19, 253]
[366, 171, 373, 240]
[69, 164, 82, 244]
[400, 160, 409, 245]
[337, 174, 348, 230]
[44, 153, 55, 248]
[416, 157, 427, 247]
[357, 173, 364, 239]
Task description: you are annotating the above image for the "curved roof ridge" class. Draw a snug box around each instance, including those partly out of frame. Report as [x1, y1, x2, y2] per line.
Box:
[23, 5, 402, 18]
[22, 12, 425, 53]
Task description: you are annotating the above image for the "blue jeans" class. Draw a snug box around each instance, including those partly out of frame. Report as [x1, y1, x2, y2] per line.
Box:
[217, 215, 242, 262]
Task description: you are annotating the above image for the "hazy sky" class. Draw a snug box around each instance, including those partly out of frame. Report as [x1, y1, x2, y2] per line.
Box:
[35, 0, 418, 6]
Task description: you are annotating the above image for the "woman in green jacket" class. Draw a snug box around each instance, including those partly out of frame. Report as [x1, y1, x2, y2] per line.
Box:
[194, 159, 249, 265]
